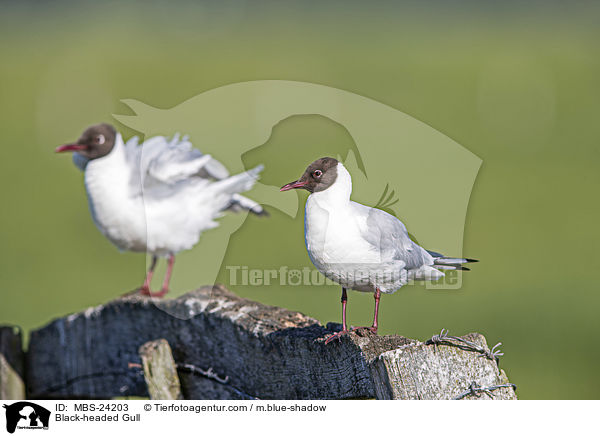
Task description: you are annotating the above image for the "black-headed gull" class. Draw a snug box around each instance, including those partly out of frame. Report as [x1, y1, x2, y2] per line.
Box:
[280, 157, 476, 343]
[56, 123, 266, 297]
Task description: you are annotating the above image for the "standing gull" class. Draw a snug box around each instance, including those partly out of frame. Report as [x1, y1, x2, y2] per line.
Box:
[56, 123, 266, 297]
[280, 157, 476, 343]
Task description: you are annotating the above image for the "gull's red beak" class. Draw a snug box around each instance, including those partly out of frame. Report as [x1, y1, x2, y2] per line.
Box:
[55, 143, 88, 153]
[280, 180, 308, 191]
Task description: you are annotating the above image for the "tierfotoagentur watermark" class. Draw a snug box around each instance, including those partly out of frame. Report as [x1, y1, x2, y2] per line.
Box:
[227, 265, 334, 286]
[226, 265, 462, 289]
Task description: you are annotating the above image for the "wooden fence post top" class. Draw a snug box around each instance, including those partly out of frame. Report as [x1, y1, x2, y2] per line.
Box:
[0, 326, 25, 400]
[24, 285, 516, 400]
[139, 339, 182, 400]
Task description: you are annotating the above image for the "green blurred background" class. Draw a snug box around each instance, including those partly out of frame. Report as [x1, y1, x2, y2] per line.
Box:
[1, 0, 599, 399]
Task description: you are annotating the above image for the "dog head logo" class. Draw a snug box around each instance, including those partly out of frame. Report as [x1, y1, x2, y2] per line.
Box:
[3, 402, 50, 433]
[113, 80, 481, 305]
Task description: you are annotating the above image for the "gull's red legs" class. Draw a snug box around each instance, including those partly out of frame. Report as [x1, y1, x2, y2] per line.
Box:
[139, 256, 157, 296]
[139, 255, 174, 298]
[325, 288, 350, 344]
[351, 287, 381, 334]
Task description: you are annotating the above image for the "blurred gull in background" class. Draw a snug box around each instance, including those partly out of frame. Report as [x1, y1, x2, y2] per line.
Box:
[56, 123, 266, 297]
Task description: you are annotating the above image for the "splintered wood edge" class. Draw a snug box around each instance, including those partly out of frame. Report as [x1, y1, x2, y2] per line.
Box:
[139, 339, 182, 400]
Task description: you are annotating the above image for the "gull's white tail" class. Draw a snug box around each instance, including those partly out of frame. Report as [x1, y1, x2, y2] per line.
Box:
[209, 164, 265, 214]
[427, 250, 478, 271]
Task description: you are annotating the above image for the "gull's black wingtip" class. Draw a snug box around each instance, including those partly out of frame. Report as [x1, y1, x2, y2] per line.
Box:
[252, 207, 270, 217]
[465, 258, 479, 263]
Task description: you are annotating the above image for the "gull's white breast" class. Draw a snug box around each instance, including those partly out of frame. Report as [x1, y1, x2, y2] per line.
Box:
[83, 136, 147, 252]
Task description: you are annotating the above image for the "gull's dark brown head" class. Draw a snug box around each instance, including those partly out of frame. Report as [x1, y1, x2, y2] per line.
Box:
[55, 123, 117, 160]
[280, 157, 339, 193]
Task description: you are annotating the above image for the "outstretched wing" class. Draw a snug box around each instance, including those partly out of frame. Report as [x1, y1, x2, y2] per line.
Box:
[124, 134, 229, 191]
[123, 134, 266, 215]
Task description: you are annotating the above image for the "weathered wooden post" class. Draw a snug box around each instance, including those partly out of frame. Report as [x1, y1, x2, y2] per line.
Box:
[371, 333, 515, 399]
[139, 339, 183, 400]
[0, 326, 26, 400]
[22, 285, 516, 400]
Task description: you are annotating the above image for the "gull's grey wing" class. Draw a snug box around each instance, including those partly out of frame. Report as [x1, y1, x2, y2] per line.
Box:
[123, 134, 230, 192]
[351, 202, 433, 270]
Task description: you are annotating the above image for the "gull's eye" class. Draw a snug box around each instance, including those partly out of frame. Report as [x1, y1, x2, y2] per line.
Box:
[95, 134, 105, 145]
[313, 169, 322, 178]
